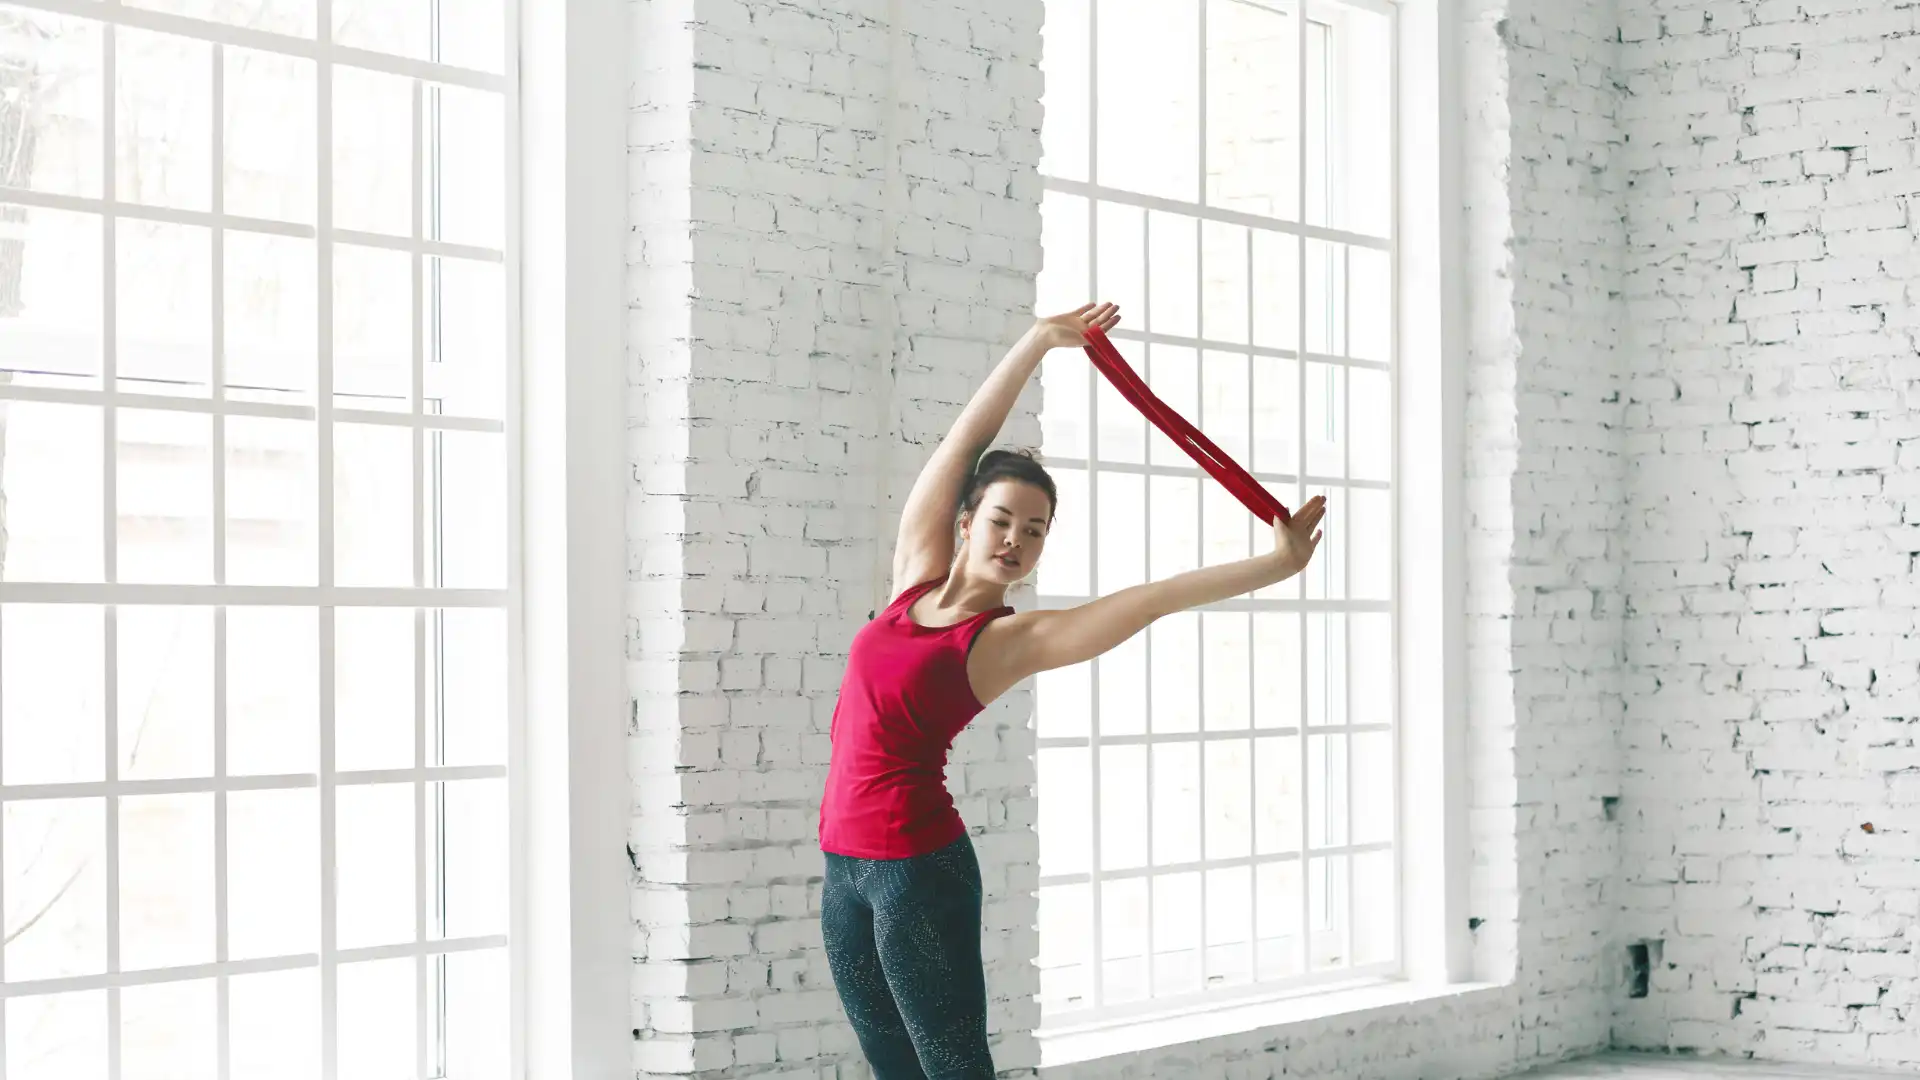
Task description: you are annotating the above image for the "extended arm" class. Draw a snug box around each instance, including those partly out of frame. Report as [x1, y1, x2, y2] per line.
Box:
[890, 303, 1120, 596]
[969, 495, 1329, 702]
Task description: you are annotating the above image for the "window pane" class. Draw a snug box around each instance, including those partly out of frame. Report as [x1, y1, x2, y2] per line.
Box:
[1095, 370, 1147, 464]
[333, 65, 413, 238]
[1207, 0, 1297, 219]
[1309, 732, 1348, 849]
[1354, 849, 1394, 965]
[227, 607, 318, 775]
[1252, 231, 1299, 350]
[121, 979, 215, 1080]
[6, 990, 106, 1080]
[1254, 735, 1302, 855]
[334, 243, 413, 412]
[1326, 7, 1394, 238]
[1252, 613, 1302, 732]
[1038, 884, 1092, 1010]
[1305, 360, 1345, 479]
[335, 0, 506, 73]
[1252, 356, 1298, 475]
[226, 233, 317, 403]
[1350, 246, 1392, 362]
[434, 777, 507, 938]
[120, 793, 214, 970]
[1099, 876, 1149, 1005]
[1040, 0, 1090, 182]
[1148, 211, 1198, 338]
[337, 957, 415, 1078]
[0, 11, 103, 200]
[1095, 471, 1144, 590]
[1037, 663, 1091, 740]
[1149, 610, 1199, 735]
[1099, 745, 1147, 871]
[1204, 738, 1251, 859]
[117, 409, 214, 584]
[1099, 629, 1146, 737]
[1353, 730, 1394, 846]
[335, 421, 414, 586]
[434, 607, 508, 766]
[1309, 855, 1348, 969]
[1148, 474, 1199, 582]
[4, 798, 106, 981]
[1204, 864, 1251, 986]
[1096, 0, 1198, 200]
[1351, 486, 1391, 601]
[432, 257, 507, 419]
[335, 606, 416, 772]
[132, 0, 315, 37]
[230, 969, 318, 1080]
[1095, 201, 1144, 320]
[0, 206, 103, 388]
[1151, 871, 1201, 996]
[336, 783, 414, 949]
[228, 787, 318, 960]
[226, 417, 319, 586]
[432, 86, 506, 249]
[118, 222, 212, 395]
[224, 47, 317, 225]
[430, 429, 508, 589]
[1351, 613, 1392, 728]
[444, 949, 511, 1080]
[1255, 859, 1303, 979]
[1038, 748, 1091, 876]
[0, 403, 103, 581]
[1305, 240, 1345, 356]
[1150, 742, 1199, 865]
[3, 605, 104, 785]
[1200, 223, 1249, 344]
[1350, 366, 1391, 481]
[1307, 613, 1346, 728]
[1040, 466, 1089, 596]
[116, 28, 213, 212]
[1200, 349, 1249, 465]
[117, 606, 213, 780]
[1038, 191, 1090, 318]
[1041, 353, 1089, 461]
[1202, 610, 1248, 732]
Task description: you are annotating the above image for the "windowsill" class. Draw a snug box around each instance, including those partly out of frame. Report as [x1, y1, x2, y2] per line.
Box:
[1036, 979, 1503, 1069]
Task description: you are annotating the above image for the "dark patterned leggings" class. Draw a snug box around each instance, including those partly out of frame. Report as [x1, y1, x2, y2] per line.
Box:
[822, 836, 995, 1080]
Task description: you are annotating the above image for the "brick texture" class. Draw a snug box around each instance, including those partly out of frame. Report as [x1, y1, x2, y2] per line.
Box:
[1617, 0, 1920, 1068]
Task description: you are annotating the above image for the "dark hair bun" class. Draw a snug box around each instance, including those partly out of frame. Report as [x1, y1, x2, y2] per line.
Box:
[961, 447, 1058, 520]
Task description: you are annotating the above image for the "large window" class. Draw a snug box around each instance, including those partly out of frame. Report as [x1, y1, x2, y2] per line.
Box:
[1035, 0, 1398, 1024]
[0, 2, 515, 1076]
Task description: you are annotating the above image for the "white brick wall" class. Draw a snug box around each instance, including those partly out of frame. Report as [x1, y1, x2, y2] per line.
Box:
[1617, 0, 1920, 1068]
[622, 0, 1633, 1074]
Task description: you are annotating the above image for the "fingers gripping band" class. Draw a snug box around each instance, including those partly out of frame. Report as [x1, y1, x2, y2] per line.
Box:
[1081, 326, 1292, 525]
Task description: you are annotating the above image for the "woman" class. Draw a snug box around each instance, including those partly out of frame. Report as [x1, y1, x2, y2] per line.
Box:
[818, 302, 1329, 1078]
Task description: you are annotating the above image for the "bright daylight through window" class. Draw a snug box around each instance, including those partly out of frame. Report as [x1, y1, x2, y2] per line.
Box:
[1034, 0, 1398, 1024]
[0, 1, 514, 1076]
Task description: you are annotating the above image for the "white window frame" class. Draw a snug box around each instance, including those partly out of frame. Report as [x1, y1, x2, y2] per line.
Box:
[1033, 0, 1471, 1042]
[0, 0, 632, 1075]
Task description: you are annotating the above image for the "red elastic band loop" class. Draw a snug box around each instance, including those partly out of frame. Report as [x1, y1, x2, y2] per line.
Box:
[1082, 326, 1291, 525]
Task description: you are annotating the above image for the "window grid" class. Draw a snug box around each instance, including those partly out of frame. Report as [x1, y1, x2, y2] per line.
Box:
[1036, 0, 1399, 1025]
[0, 0, 516, 1075]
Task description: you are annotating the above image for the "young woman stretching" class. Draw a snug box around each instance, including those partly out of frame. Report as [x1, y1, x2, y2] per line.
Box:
[818, 302, 1329, 1079]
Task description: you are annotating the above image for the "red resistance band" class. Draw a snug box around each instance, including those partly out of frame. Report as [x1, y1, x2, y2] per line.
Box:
[1081, 325, 1291, 525]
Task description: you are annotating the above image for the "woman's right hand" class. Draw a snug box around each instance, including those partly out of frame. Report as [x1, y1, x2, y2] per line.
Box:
[1033, 302, 1121, 350]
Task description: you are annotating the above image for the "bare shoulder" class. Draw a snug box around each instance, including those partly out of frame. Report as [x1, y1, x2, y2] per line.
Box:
[965, 610, 1050, 706]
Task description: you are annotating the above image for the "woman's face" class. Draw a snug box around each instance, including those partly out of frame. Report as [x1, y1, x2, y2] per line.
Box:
[960, 480, 1052, 586]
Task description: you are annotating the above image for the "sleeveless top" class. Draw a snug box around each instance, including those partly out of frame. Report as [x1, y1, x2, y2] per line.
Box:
[818, 578, 1014, 859]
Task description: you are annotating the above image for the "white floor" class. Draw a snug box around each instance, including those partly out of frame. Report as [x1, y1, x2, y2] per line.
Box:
[1523, 1052, 1909, 1079]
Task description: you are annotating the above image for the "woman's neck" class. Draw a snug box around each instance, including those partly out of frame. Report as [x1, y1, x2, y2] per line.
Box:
[933, 565, 1007, 615]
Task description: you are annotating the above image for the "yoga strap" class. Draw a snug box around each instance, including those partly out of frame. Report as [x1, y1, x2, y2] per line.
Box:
[1081, 326, 1291, 525]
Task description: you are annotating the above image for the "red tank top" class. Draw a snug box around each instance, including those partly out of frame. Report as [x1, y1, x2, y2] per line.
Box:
[818, 578, 1013, 859]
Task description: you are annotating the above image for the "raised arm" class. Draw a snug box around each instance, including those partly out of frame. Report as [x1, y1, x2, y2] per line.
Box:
[968, 495, 1329, 703]
[890, 302, 1121, 597]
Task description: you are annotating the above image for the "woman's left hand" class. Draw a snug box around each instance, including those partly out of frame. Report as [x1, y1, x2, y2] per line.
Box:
[1033, 302, 1121, 350]
[1269, 494, 1327, 579]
